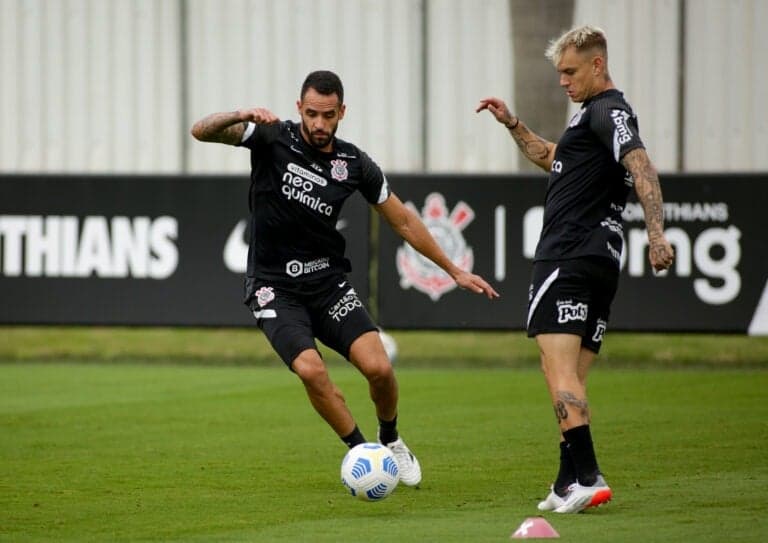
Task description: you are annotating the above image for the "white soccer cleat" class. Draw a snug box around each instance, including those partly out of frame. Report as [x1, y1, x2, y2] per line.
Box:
[537, 485, 567, 512]
[381, 436, 422, 487]
[552, 475, 612, 513]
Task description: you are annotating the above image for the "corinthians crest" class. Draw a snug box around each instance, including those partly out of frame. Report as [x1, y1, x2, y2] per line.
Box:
[330, 159, 348, 181]
[397, 193, 475, 301]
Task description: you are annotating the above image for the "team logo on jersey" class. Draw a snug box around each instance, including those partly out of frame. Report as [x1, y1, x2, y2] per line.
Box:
[396, 193, 475, 301]
[330, 159, 349, 181]
[568, 108, 586, 127]
[254, 286, 275, 308]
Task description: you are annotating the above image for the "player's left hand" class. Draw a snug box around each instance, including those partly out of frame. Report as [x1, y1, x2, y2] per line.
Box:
[454, 271, 500, 299]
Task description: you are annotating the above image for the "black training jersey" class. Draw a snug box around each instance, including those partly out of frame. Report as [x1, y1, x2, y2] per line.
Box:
[534, 89, 644, 267]
[237, 120, 390, 290]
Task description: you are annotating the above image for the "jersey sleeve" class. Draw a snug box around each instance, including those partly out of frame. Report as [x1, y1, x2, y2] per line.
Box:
[236, 121, 283, 149]
[589, 101, 645, 163]
[358, 151, 391, 205]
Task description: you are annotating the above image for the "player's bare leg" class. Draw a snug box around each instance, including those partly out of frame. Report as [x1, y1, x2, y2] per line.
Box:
[348, 331, 398, 421]
[536, 333, 611, 513]
[291, 349, 359, 441]
[348, 330, 422, 486]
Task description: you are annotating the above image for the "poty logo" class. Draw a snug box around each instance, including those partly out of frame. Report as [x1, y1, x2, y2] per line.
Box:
[396, 193, 475, 301]
[592, 318, 607, 343]
[557, 301, 588, 323]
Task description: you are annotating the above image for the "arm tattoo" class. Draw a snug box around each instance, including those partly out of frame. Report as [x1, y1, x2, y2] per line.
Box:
[191, 112, 246, 145]
[555, 390, 590, 422]
[511, 124, 553, 167]
[622, 149, 665, 241]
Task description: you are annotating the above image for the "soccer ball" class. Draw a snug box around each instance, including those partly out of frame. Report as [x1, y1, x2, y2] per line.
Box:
[379, 329, 398, 363]
[340, 443, 400, 501]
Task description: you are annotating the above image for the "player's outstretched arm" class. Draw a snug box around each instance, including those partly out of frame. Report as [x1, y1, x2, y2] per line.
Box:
[375, 194, 500, 299]
[476, 97, 556, 173]
[190, 108, 280, 145]
[622, 148, 675, 272]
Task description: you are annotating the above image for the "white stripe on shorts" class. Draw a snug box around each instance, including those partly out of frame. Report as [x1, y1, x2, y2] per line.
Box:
[527, 267, 560, 329]
[252, 309, 276, 319]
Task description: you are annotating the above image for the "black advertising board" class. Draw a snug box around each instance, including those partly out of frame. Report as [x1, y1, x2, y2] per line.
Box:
[377, 174, 768, 333]
[2, 173, 766, 333]
[0, 175, 370, 326]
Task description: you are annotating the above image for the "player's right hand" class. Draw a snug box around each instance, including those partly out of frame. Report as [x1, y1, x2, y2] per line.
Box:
[238, 107, 280, 124]
[476, 97, 515, 127]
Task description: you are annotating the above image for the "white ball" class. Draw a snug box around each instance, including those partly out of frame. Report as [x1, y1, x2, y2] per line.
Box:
[379, 330, 398, 363]
[340, 443, 400, 501]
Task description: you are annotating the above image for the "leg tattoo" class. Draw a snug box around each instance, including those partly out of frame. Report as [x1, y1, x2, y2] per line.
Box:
[556, 390, 590, 422]
[554, 400, 568, 423]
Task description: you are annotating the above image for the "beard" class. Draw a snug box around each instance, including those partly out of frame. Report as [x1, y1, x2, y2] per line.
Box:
[301, 120, 336, 149]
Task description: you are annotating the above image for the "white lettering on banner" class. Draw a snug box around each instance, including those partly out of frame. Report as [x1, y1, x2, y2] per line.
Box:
[0, 215, 178, 279]
[494, 206, 506, 281]
[522, 206, 543, 259]
[224, 220, 248, 273]
[623, 201, 729, 222]
[522, 204, 744, 306]
[748, 280, 768, 336]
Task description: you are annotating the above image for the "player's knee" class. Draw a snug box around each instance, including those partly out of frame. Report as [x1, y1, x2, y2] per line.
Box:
[292, 353, 327, 384]
[364, 360, 395, 386]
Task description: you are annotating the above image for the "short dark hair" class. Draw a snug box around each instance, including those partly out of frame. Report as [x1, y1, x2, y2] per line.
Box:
[300, 70, 344, 104]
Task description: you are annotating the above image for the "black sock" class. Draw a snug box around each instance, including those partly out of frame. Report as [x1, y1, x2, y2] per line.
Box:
[377, 415, 398, 445]
[562, 424, 600, 486]
[341, 425, 366, 448]
[554, 441, 577, 497]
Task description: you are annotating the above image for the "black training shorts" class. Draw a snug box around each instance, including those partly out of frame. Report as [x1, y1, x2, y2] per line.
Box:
[248, 274, 378, 368]
[526, 257, 619, 353]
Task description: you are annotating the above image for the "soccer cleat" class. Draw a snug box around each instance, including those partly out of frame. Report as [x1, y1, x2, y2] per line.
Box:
[537, 485, 567, 512]
[553, 475, 612, 513]
[380, 435, 422, 487]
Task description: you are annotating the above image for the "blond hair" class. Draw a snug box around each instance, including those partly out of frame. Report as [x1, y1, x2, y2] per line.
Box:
[545, 25, 608, 66]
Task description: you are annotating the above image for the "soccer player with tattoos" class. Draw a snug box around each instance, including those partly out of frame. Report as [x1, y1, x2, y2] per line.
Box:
[477, 25, 674, 513]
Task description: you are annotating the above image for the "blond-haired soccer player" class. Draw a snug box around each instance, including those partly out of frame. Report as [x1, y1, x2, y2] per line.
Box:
[478, 26, 674, 513]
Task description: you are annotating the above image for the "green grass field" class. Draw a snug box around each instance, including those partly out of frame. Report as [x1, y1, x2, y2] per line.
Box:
[1, 328, 767, 542]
